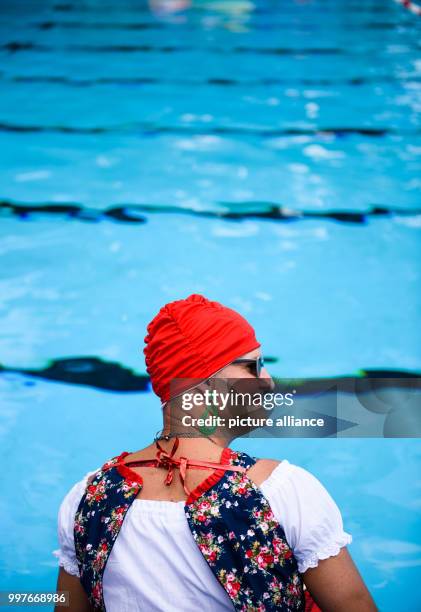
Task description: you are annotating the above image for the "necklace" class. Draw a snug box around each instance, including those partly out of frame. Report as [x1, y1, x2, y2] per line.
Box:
[153, 428, 217, 444]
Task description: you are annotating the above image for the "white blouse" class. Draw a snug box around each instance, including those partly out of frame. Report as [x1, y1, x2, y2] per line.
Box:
[52, 459, 352, 611]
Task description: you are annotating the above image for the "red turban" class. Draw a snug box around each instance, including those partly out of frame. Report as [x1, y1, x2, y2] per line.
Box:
[143, 294, 261, 405]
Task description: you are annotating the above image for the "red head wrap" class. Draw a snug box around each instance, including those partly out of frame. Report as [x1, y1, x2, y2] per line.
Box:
[143, 294, 261, 405]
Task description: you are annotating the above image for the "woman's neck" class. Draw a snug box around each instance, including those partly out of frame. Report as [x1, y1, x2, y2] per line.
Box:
[144, 430, 233, 461]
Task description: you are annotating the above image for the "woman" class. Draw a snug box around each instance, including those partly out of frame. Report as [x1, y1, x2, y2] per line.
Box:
[54, 294, 377, 611]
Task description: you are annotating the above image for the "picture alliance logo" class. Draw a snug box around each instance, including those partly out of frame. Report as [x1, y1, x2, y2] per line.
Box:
[181, 389, 297, 411]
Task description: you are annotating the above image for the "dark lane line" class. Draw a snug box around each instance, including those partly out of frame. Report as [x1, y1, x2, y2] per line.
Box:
[5, 75, 420, 87]
[1, 200, 420, 226]
[0, 19, 410, 32]
[30, 20, 416, 31]
[0, 356, 419, 393]
[3, 41, 419, 55]
[0, 123, 411, 137]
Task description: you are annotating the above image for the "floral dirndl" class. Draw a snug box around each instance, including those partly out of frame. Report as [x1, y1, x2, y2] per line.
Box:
[74, 448, 312, 611]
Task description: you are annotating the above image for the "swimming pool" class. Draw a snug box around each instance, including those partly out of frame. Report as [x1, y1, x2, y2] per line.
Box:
[0, 0, 420, 610]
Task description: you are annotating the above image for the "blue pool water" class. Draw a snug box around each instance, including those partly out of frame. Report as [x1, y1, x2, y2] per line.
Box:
[0, 1, 420, 610]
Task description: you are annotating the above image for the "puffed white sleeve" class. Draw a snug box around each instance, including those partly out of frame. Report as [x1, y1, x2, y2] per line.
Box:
[260, 460, 352, 574]
[52, 468, 99, 577]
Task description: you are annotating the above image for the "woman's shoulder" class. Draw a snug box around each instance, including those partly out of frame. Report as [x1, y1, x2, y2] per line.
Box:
[250, 458, 352, 573]
[245, 457, 284, 487]
[61, 450, 127, 501]
[53, 465, 103, 576]
[58, 465, 102, 515]
[247, 455, 332, 494]
[253, 456, 338, 506]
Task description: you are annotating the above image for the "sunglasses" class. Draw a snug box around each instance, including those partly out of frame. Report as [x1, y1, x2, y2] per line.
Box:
[231, 356, 265, 377]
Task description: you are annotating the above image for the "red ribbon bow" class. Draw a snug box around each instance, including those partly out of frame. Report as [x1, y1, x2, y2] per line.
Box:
[155, 437, 186, 489]
[116, 437, 246, 496]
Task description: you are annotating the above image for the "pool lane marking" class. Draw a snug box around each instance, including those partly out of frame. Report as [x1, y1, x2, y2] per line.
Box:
[1, 200, 421, 226]
[5, 75, 421, 87]
[1, 356, 420, 393]
[0, 122, 414, 137]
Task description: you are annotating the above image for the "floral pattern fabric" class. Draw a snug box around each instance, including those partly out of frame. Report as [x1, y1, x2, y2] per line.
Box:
[74, 449, 306, 611]
[74, 453, 142, 610]
[185, 450, 305, 611]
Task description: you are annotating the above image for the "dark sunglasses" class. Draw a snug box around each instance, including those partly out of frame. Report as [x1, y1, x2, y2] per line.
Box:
[231, 356, 265, 377]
